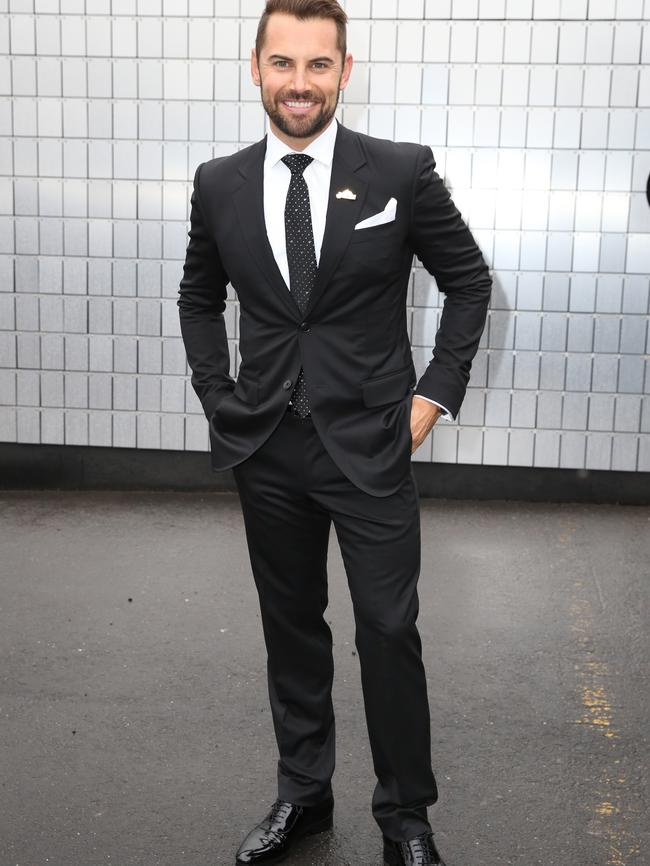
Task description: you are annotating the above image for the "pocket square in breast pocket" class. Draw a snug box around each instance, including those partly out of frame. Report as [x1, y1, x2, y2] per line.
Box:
[354, 197, 397, 230]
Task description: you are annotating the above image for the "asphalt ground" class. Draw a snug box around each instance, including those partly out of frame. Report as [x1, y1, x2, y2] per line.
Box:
[1, 491, 648, 866]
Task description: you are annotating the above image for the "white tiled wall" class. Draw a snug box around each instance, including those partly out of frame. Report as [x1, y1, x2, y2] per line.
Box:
[1, 0, 649, 471]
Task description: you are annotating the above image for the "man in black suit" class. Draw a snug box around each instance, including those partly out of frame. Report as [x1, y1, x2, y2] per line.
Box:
[178, 2, 491, 864]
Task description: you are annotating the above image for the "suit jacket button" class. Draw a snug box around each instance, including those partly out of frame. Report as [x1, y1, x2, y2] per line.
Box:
[282, 379, 293, 390]
[299, 322, 310, 332]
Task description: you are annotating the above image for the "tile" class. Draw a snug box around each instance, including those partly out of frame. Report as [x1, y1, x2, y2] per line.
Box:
[563, 392, 589, 429]
[482, 428, 509, 465]
[588, 393, 615, 430]
[487, 349, 514, 388]
[510, 390, 536, 427]
[537, 391, 563, 428]
[595, 275, 623, 312]
[475, 66, 502, 104]
[458, 428, 484, 464]
[396, 21, 423, 61]
[64, 335, 89, 371]
[600, 226, 629, 269]
[610, 434, 639, 472]
[593, 315, 621, 352]
[184, 413, 209, 451]
[567, 314, 594, 351]
[626, 234, 650, 274]
[64, 371, 89, 409]
[504, 22, 532, 63]
[529, 67, 556, 106]
[161, 376, 185, 413]
[513, 351, 541, 389]
[371, 20, 397, 61]
[137, 376, 161, 412]
[488, 310, 515, 348]
[608, 108, 636, 148]
[541, 313, 568, 350]
[588, 0, 616, 17]
[610, 67, 638, 107]
[88, 373, 112, 410]
[565, 354, 592, 391]
[450, 21, 477, 61]
[620, 316, 648, 354]
[477, 21, 504, 61]
[458, 387, 486, 425]
[558, 22, 586, 63]
[533, 429, 560, 467]
[559, 431, 586, 467]
[137, 412, 161, 449]
[423, 22, 451, 62]
[581, 109, 609, 149]
[614, 394, 642, 432]
[431, 426, 458, 464]
[161, 414, 185, 450]
[591, 353, 618, 391]
[617, 355, 645, 393]
[514, 311, 541, 350]
[508, 429, 535, 465]
[531, 22, 558, 62]
[585, 432, 612, 470]
[112, 411, 136, 449]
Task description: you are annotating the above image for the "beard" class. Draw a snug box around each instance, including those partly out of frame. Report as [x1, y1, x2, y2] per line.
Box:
[261, 85, 340, 140]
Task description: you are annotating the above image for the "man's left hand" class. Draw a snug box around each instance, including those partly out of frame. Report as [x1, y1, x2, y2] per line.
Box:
[410, 397, 442, 453]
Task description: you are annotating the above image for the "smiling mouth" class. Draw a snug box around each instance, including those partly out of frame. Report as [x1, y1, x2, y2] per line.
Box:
[283, 100, 318, 112]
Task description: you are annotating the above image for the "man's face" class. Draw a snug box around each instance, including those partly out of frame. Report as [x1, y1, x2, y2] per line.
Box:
[252, 13, 353, 149]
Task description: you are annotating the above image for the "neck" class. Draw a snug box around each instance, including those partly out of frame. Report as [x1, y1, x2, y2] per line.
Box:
[269, 117, 335, 151]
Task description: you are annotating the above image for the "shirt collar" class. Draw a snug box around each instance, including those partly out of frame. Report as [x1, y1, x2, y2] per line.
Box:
[265, 118, 338, 169]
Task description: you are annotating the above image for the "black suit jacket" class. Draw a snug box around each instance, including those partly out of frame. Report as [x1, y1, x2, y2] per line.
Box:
[178, 123, 492, 496]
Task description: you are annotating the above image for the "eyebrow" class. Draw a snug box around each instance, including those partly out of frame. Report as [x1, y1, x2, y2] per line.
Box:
[267, 54, 336, 64]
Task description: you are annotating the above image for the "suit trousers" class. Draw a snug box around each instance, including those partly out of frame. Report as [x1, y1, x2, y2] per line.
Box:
[231, 410, 438, 842]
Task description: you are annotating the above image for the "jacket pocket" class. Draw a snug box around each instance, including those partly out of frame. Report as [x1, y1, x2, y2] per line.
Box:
[361, 364, 415, 408]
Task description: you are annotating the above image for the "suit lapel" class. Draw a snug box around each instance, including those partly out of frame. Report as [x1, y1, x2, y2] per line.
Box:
[232, 139, 303, 319]
[231, 125, 369, 320]
[307, 125, 368, 316]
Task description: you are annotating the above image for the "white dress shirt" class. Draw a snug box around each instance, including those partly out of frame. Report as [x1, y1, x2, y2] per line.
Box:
[263, 120, 452, 421]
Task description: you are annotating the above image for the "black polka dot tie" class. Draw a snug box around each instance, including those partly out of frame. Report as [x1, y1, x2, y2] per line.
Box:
[282, 153, 317, 418]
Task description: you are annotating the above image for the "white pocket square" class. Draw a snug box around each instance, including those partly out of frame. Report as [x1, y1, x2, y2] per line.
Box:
[354, 197, 397, 231]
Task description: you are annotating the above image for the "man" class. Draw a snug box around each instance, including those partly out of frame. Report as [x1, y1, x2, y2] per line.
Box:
[178, 2, 491, 863]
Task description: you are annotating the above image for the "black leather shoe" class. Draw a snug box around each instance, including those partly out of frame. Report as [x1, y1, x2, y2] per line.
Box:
[235, 797, 334, 864]
[383, 831, 447, 866]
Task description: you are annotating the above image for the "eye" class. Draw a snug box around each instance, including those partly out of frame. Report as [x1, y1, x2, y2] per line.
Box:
[273, 59, 290, 68]
[312, 62, 329, 70]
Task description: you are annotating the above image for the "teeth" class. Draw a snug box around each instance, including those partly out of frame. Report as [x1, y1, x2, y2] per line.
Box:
[285, 101, 314, 108]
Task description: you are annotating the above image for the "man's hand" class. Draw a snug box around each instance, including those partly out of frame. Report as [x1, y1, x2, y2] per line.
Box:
[410, 396, 442, 453]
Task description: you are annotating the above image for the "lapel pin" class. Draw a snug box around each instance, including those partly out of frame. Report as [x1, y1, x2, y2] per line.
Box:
[335, 189, 357, 200]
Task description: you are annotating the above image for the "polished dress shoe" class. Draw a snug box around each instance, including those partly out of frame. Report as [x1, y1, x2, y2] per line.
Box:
[235, 797, 334, 864]
[383, 831, 447, 866]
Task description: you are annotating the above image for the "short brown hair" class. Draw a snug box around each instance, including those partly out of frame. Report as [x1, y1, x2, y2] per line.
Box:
[255, 0, 348, 61]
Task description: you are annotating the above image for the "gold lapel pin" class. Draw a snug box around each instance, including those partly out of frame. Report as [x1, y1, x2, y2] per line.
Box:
[335, 189, 357, 200]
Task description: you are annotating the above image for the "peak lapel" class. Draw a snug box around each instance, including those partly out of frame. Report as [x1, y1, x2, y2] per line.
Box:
[306, 127, 368, 317]
[232, 139, 302, 320]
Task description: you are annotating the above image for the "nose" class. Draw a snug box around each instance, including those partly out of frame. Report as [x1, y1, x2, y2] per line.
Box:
[290, 64, 309, 93]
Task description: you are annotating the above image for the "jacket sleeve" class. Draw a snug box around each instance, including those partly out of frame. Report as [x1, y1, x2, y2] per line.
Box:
[407, 145, 492, 419]
[177, 162, 235, 421]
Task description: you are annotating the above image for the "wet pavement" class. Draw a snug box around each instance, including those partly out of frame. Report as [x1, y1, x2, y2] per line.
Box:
[0, 491, 648, 866]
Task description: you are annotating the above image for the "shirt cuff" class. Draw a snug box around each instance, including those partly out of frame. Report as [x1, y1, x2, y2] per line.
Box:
[413, 394, 454, 422]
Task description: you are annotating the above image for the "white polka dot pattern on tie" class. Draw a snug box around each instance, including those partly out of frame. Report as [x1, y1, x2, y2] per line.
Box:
[281, 153, 318, 418]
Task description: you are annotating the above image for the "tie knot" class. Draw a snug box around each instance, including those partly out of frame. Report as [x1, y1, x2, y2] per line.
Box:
[282, 153, 313, 176]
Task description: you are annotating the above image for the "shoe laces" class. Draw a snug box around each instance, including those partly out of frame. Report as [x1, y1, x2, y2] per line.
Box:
[269, 799, 296, 826]
[405, 831, 438, 865]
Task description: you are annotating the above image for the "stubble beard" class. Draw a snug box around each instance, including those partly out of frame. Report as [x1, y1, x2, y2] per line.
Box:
[261, 84, 340, 141]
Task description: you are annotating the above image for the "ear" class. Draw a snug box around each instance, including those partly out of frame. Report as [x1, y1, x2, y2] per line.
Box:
[251, 48, 261, 87]
[339, 53, 353, 91]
